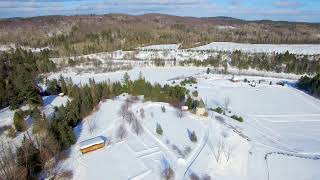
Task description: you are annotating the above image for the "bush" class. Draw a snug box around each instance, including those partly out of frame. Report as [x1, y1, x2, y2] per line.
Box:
[6, 126, 16, 138]
[189, 172, 200, 180]
[231, 115, 244, 122]
[161, 106, 166, 113]
[192, 91, 198, 97]
[190, 131, 198, 142]
[13, 111, 27, 132]
[180, 77, 197, 86]
[213, 107, 224, 114]
[156, 123, 163, 135]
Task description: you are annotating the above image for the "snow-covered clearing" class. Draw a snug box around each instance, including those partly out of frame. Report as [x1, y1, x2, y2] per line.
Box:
[48, 67, 206, 85]
[65, 94, 250, 180]
[138, 44, 181, 51]
[0, 44, 51, 52]
[191, 42, 320, 55]
[268, 154, 320, 180]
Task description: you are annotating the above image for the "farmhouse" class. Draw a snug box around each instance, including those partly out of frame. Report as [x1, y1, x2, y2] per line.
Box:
[80, 136, 106, 154]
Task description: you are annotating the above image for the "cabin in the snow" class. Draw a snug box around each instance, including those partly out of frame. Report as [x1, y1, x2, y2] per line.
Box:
[80, 136, 106, 154]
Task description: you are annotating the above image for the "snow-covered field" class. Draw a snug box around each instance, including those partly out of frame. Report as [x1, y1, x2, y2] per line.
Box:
[191, 42, 320, 55]
[0, 44, 51, 52]
[2, 66, 320, 180]
[138, 44, 181, 51]
[48, 67, 206, 85]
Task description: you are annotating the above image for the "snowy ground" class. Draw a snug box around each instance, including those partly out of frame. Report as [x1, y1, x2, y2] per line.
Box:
[138, 44, 181, 51]
[0, 95, 69, 149]
[65, 94, 249, 180]
[2, 66, 319, 179]
[53, 68, 320, 180]
[48, 67, 206, 85]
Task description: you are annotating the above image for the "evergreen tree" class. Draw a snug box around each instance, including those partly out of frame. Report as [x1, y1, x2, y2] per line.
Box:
[156, 123, 163, 135]
[190, 131, 197, 142]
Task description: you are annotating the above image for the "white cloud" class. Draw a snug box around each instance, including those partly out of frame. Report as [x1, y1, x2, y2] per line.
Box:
[272, 1, 302, 8]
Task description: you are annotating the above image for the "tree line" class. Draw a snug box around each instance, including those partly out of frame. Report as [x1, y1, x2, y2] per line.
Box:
[0, 49, 56, 109]
[297, 74, 320, 97]
[180, 50, 320, 75]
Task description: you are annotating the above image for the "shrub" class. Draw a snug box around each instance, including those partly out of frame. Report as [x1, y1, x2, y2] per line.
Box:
[189, 172, 200, 180]
[161, 106, 166, 113]
[192, 91, 198, 97]
[156, 123, 163, 135]
[13, 111, 27, 132]
[231, 115, 244, 122]
[190, 131, 198, 142]
[6, 126, 16, 138]
[213, 107, 224, 114]
[180, 77, 197, 86]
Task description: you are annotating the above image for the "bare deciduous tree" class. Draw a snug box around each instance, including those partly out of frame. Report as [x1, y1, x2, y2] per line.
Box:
[176, 108, 184, 118]
[212, 139, 225, 163]
[160, 156, 175, 180]
[0, 141, 26, 180]
[224, 143, 234, 163]
[88, 119, 96, 134]
[224, 97, 231, 111]
[140, 108, 145, 119]
[118, 102, 130, 120]
[116, 124, 128, 140]
[125, 111, 135, 124]
[131, 117, 143, 135]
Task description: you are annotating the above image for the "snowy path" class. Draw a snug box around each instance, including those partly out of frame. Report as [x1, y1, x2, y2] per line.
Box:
[182, 125, 209, 178]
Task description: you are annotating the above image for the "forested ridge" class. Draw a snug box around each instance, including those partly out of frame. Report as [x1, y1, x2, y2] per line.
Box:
[1, 14, 320, 56]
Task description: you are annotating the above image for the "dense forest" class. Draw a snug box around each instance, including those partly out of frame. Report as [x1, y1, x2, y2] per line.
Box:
[297, 74, 320, 97]
[1, 14, 320, 56]
[0, 49, 56, 109]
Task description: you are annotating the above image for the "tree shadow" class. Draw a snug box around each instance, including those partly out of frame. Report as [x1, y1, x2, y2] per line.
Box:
[42, 95, 58, 107]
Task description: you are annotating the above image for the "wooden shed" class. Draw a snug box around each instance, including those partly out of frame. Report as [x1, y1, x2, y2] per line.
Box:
[80, 137, 106, 154]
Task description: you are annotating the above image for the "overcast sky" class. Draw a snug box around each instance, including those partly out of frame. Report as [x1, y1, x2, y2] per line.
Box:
[0, 0, 319, 22]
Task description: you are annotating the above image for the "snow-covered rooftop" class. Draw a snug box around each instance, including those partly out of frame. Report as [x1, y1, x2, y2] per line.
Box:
[79, 136, 105, 149]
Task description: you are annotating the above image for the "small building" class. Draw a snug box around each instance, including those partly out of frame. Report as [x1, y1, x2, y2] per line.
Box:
[196, 100, 206, 116]
[80, 136, 106, 154]
[181, 106, 189, 111]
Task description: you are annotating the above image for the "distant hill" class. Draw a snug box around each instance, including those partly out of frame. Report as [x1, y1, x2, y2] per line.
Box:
[0, 13, 319, 56]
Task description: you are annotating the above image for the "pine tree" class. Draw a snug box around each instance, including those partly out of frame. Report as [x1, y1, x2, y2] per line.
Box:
[156, 123, 163, 135]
